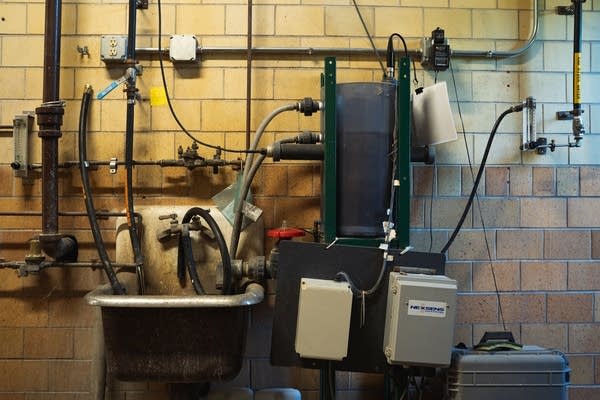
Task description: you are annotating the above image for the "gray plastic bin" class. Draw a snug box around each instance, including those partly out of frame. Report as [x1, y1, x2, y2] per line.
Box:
[448, 346, 569, 400]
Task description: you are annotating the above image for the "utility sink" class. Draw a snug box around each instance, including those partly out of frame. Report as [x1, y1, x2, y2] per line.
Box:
[85, 283, 263, 382]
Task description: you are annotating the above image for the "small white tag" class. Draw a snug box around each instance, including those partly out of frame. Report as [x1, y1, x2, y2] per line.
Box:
[242, 201, 263, 221]
[407, 300, 447, 318]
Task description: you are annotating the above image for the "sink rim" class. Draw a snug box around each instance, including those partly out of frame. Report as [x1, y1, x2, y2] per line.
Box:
[85, 283, 264, 308]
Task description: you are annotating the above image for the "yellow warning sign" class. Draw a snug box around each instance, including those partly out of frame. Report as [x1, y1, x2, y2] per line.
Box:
[150, 87, 167, 106]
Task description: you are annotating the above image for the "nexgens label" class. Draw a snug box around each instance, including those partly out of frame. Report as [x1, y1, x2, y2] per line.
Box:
[407, 300, 447, 318]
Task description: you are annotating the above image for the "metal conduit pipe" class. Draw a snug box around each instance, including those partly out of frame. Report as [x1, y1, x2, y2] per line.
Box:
[136, 0, 539, 60]
[29, 159, 243, 169]
[0, 211, 136, 218]
[123, 0, 145, 291]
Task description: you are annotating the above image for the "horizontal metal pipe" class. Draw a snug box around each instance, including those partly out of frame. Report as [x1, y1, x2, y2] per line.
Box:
[137, 0, 538, 60]
[85, 282, 264, 308]
[29, 159, 243, 169]
[0, 261, 137, 269]
[0, 211, 131, 217]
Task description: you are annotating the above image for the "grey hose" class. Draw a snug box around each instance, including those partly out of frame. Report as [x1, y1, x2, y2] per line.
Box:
[230, 103, 298, 259]
[242, 103, 298, 186]
[229, 153, 267, 259]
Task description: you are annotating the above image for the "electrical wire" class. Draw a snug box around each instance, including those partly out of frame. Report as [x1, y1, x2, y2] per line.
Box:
[351, 0, 385, 75]
[156, 0, 262, 155]
[428, 165, 435, 252]
[448, 60, 507, 330]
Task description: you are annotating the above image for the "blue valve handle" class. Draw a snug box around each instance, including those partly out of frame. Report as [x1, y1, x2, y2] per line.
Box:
[96, 75, 128, 100]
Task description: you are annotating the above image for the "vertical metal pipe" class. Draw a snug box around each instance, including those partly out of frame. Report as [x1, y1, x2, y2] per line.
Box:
[245, 0, 253, 149]
[124, 0, 145, 290]
[39, 0, 62, 237]
[127, 0, 137, 59]
[43, 0, 61, 102]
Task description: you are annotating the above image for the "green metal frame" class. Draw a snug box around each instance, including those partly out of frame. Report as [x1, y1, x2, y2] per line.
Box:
[321, 56, 411, 250]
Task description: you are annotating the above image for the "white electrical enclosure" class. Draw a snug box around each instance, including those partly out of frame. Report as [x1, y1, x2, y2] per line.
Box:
[169, 35, 197, 62]
[383, 272, 457, 367]
[295, 278, 353, 361]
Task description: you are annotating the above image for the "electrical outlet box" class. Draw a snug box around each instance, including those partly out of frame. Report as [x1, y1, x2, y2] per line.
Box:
[170, 35, 198, 62]
[295, 278, 353, 361]
[100, 35, 128, 63]
[383, 272, 457, 367]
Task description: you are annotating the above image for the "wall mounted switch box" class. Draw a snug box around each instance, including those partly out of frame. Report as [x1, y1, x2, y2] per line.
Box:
[170, 35, 198, 62]
[383, 272, 457, 367]
[295, 278, 353, 361]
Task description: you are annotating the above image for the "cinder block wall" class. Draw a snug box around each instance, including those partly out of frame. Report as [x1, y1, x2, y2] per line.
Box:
[0, 0, 599, 399]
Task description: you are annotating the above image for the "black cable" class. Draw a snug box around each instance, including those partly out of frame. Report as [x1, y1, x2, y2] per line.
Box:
[78, 86, 125, 295]
[440, 106, 519, 254]
[428, 166, 435, 252]
[351, 0, 385, 75]
[181, 207, 233, 295]
[156, 0, 263, 155]
[449, 60, 506, 331]
[387, 33, 419, 85]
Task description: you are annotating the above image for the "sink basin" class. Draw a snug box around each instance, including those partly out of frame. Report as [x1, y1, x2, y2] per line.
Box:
[85, 283, 264, 382]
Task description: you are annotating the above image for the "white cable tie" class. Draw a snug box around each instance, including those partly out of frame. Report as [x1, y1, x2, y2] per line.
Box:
[400, 246, 414, 255]
[388, 229, 396, 240]
[326, 237, 339, 249]
[387, 254, 395, 262]
[394, 179, 400, 187]
[379, 243, 389, 251]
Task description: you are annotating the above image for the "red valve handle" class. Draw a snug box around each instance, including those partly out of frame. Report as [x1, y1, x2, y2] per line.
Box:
[266, 227, 305, 239]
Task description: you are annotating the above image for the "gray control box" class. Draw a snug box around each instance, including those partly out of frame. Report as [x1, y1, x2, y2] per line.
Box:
[295, 278, 352, 361]
[383, 272, 457, 367]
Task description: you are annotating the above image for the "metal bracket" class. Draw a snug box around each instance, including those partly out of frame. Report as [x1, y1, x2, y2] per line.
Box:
[77, 45, 89, 57]
[556, 109, 584, 120]
[556, 5, 574, 15]
[136, 0, 149, 9]
[109, 157, 118, 174]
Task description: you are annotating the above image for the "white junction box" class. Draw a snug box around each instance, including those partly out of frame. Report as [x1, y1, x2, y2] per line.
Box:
[383, 272, 457, 367]
[295, 278, 353, 361]
[169, 35, 198, 62]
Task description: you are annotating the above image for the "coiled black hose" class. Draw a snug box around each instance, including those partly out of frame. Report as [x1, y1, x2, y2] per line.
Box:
[181, 207, 233, 295]
[78, 85, 125, 295]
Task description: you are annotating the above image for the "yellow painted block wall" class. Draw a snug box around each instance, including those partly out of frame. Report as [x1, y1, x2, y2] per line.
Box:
[0, 0, 599, 398]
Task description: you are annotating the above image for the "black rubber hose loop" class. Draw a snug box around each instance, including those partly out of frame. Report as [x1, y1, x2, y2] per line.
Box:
[182, 207, 233, 295]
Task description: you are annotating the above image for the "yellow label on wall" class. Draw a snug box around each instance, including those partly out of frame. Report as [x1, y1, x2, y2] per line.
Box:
[574, 52, 581, 104]
[150, 87, 167, 106]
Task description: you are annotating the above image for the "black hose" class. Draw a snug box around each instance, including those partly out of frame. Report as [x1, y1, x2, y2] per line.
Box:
[125, 99, 145, 293]
[440, 105, 520, 254]
[182, 207, 233, 295]
[181, 226, 205, 295]
[78, 85, 125, 295]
